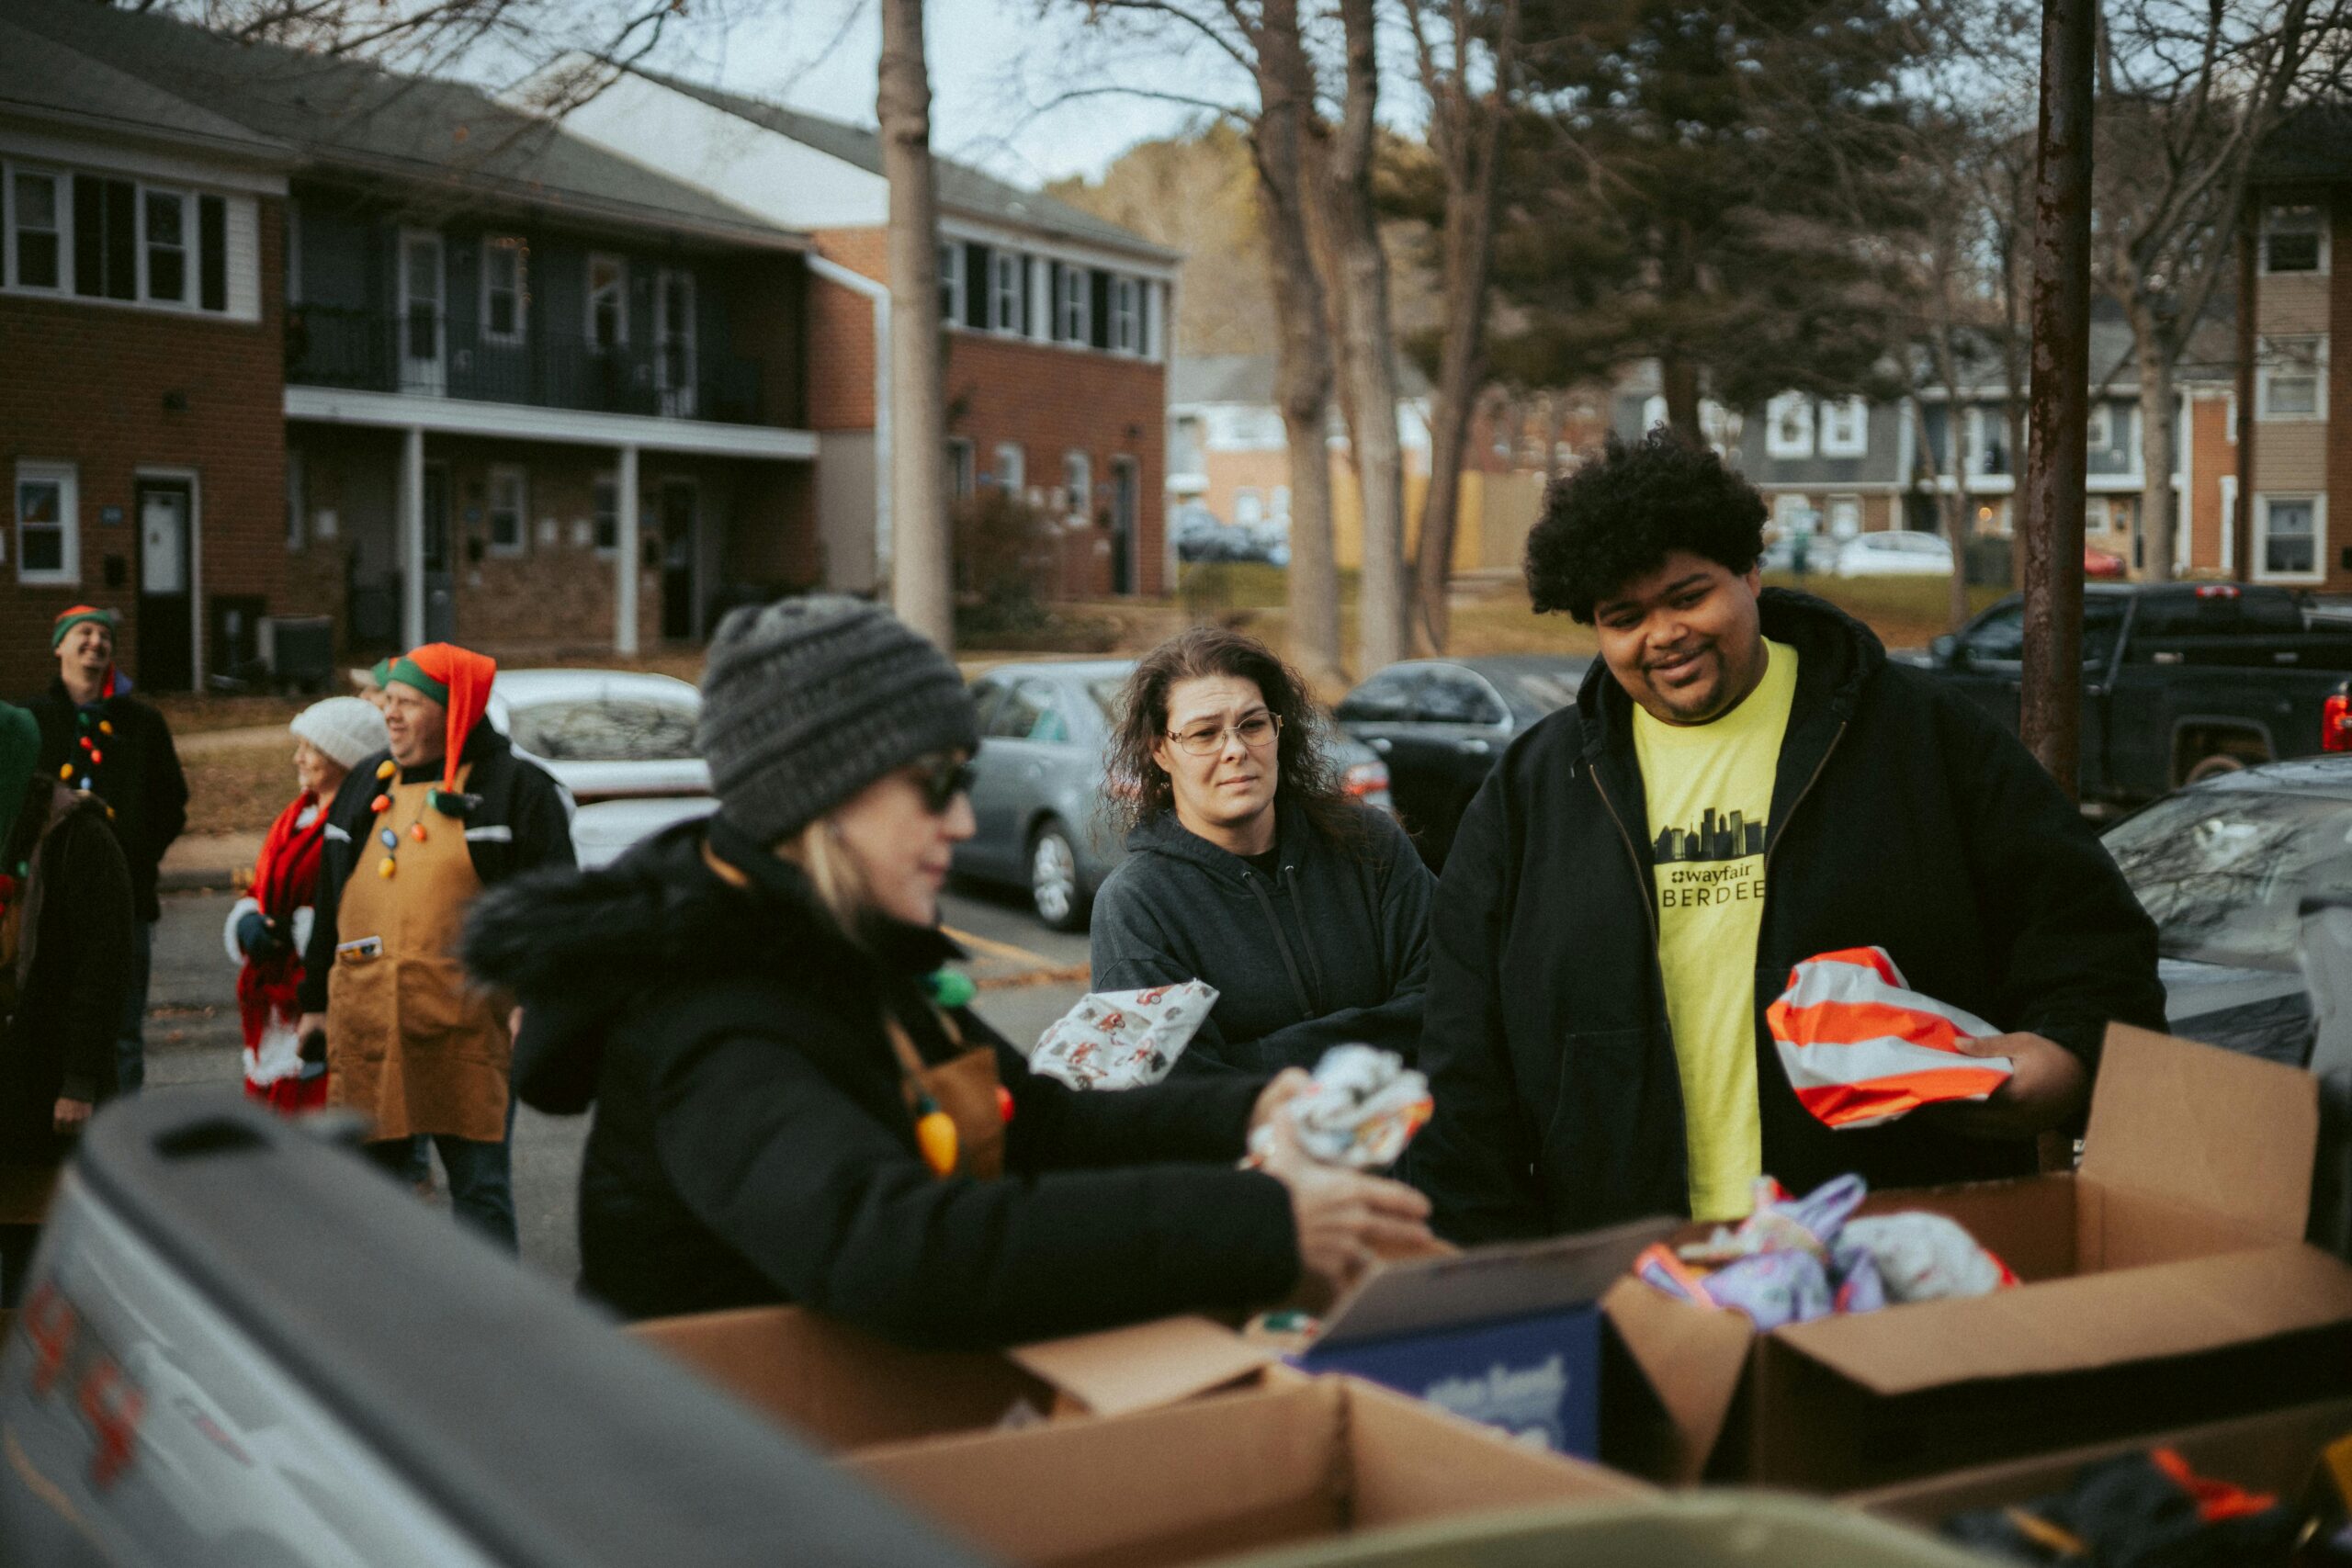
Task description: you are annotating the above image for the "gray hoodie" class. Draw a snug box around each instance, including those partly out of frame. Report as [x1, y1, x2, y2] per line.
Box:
[1089, 799, 1434, 1074]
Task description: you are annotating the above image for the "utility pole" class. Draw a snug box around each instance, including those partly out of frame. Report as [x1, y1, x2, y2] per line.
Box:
[2018, 0, 2095, 796]
[879, 0, 952, 648]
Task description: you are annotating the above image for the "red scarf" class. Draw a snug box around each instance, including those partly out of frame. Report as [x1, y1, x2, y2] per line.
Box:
[237, 792, 328, 1049]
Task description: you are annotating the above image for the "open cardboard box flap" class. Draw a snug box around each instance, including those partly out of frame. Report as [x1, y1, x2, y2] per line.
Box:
[2080, 1025, 2317, 1242]
[1771, 1246, 2352, 1395]
[1601, 1024, 2348, 1484]
[1007, 1315, 1276, 1416]
[1312, 1215, 1679, 1351]
[633, 1306, 1274, 1450]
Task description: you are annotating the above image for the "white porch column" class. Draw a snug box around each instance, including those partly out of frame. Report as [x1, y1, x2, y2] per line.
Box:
[400, 424, 425, 650]
[616, 443, 641, 655]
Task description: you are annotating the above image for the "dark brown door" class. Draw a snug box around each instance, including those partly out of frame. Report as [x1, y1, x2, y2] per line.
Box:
[135, 478, 194, 692]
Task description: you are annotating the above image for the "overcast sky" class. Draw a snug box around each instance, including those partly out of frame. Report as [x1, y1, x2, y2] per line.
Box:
[652, 0, 1217, 186]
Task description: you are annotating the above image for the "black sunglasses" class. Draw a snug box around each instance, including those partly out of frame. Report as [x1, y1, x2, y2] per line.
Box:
[915, 753, 978, 814]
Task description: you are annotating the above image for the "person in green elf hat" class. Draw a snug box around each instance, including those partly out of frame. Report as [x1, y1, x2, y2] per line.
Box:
[0, 700, 134, 1305]
[28, 605, 187, 1099]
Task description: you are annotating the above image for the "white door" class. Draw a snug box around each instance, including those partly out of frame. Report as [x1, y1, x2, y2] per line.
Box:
[399, 231, 446, 396]
[655, 268, 696, 418]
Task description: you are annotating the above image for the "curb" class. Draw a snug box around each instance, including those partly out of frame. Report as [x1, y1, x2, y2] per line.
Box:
[161, 866, 243, 894]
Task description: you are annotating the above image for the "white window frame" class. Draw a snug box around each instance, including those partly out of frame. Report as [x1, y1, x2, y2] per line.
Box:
[1765, 392, 1815, 459]
[2257, 335, 2329, 422]
[946, 437, 976, 500]
[1640, 394, 1667, 433]
[139, 185, 191, 308]
[654, 267, 697, 417]
[593, 472, 619, 558]
[585, 253, 628, 349]
[2255, 493, 2325, 584]
[2220, 473, 2238, 573]
[992, 252, 1023, 335]
[939, 240, 964, 325]
[1827, 495, 1862, 539]
[992, 442, 1024, 494]
[15, 461, 79, 585]
[1818, 396, 1868, 458]
[486, 466, 528, 558]
[1113, 276, 1141, 355]
[1058, 265, 1090, 345]
[2084, 401, 2113, 448]
[1063, 450, 1091, 519]
[2262, 202, 2329, 276]
[1235, 488, 1264, 527]
[481, 235, 527, 345]
[6, 164, 66, 294]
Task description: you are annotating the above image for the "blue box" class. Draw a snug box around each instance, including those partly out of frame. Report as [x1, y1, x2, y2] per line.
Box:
[1298, 1306, 1603, 1454]
[1285, 1215, 1679, 1459]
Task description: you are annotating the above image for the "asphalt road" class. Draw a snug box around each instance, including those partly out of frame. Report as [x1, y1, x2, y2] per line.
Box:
[147, 879, 1091, 1285]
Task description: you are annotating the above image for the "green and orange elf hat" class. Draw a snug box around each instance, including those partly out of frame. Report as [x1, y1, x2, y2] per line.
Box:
[384, 643, 497, 812]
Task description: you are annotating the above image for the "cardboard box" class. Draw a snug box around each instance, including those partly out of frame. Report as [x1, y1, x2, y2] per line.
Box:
[1292, 1215, 1678, 1457]
[1602, 1026, 2352, 1491]
[846, 1373, 1651, 1568]
[1850, 1396, 2352, 1526]
[630, 1307, 1276, 1452]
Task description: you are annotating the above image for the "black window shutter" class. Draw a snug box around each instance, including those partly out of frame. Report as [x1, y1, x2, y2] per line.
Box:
[1021, 255, 1034, 335]
[104, 179, 136, 299]
[965, 243, 989, 330]
[1047, 261, 1064, 341]
[1139, 278, 1154, 356]
[198, 196, 227, 311]
[73, 175, 104, 297]
[1090, 270, 1111, 350]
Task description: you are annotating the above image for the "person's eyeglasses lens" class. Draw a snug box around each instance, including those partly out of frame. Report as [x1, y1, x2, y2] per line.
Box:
[923, 758, 976, 813]
[1176, 715, 1278, 755]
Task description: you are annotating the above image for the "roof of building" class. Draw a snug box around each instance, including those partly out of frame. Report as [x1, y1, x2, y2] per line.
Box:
[1170, 352, 1432, 407]
[0, 0, 802, 251]
[633, 68, 1180, 264]
[2255, 103, 2352, 186]
[0, 14, 291, 164]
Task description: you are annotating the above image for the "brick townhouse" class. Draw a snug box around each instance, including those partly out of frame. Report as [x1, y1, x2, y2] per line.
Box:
[2245, 106, 2351, 592]
[1610, 312, 2239, 581]
[3, 1, 819, 694]
[0, 5, 292, 695]
[556, 66, 1179, 598]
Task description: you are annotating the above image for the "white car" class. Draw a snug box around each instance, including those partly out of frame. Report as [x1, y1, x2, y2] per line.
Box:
[487, 670, 709, 804]
[1833, 530, 1956, 578]
[570, 795, 718, 870]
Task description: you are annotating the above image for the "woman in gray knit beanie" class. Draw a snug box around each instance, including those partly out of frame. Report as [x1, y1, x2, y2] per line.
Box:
[469, 595, 1432, 1337]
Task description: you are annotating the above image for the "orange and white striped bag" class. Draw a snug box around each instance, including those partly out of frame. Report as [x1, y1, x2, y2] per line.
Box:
[1765, 947, 2014, 1130]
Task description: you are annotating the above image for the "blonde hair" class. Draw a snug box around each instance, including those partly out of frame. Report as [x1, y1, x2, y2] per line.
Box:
[780, 815, 872, 934]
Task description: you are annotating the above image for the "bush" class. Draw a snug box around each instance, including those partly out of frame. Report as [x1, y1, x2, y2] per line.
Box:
[951, 488, 1118, 651]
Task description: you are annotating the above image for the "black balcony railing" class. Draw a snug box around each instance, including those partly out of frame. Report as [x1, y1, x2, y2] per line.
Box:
[286, 305, 766, 426]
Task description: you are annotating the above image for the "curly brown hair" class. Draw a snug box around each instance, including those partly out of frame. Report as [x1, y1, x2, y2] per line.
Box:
[1103, 627, 1367, 845]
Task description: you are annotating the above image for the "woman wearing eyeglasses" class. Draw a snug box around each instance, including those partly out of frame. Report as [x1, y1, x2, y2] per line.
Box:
[465, 598, 1430, 1337]
[1093, 628, 1436, 1077]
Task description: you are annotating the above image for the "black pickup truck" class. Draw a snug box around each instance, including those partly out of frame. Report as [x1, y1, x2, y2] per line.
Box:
[1915, 582, 2352, 805]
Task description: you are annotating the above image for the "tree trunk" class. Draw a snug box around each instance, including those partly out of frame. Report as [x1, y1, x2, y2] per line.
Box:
[878, 0, 950, 647]
[2134, 315, 2178, 583]
[1410, 0, 1515, 657]
[1254, 0, 1343, 687]
[1325, 0, 1407, 674]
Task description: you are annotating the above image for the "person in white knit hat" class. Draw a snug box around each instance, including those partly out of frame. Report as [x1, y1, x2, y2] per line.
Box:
[221, 698, 388, 1111]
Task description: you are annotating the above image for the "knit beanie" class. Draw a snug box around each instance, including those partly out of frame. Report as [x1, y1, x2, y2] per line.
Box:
[289, 697, 390, 773]
[698, 595, 978, 846]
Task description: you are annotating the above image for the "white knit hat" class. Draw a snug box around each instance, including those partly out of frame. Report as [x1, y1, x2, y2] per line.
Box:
[290, 696, 390, 772]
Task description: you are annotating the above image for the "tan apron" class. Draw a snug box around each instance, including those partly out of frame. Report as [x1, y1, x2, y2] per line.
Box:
[888, 1017, 1005, 1181]
[325, 766, 510, 1143]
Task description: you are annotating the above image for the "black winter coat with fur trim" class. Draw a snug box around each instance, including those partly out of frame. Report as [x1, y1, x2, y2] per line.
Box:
[464, 821, 1300, 1343]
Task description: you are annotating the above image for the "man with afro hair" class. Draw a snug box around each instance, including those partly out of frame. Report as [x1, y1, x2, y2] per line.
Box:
[1412, 430, 2165, 1240]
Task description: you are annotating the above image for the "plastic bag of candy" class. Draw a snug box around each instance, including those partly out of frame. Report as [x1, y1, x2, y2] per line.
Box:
[1250, 1044, 1434, 1170]
[1029, 981, 1219, 1089]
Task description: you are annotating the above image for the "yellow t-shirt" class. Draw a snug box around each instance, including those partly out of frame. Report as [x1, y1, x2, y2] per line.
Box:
[1632, 639, 1799, 1222]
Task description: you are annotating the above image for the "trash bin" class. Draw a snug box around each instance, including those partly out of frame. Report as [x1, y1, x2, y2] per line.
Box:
[261, 614, 335, 694]
[1217, 1494, 1995, 1568]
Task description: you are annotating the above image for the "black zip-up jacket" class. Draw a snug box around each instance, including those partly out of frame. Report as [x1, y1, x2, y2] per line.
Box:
[0, 785, 133, 1163]
[28, 679, 187, 924]
[1413, 590, 2168, 1244]
[463, 820, 1299, 1343]
[1090, 800, 1434, 1075]
[297, 724, 574, 1014]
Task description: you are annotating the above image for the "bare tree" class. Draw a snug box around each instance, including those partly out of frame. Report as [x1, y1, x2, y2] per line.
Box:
[1317, 0, 1408, 672]
[879, 0, 954, 645]
[2094, 0, 2329, 583]
[1400, 0, 1519, 653]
